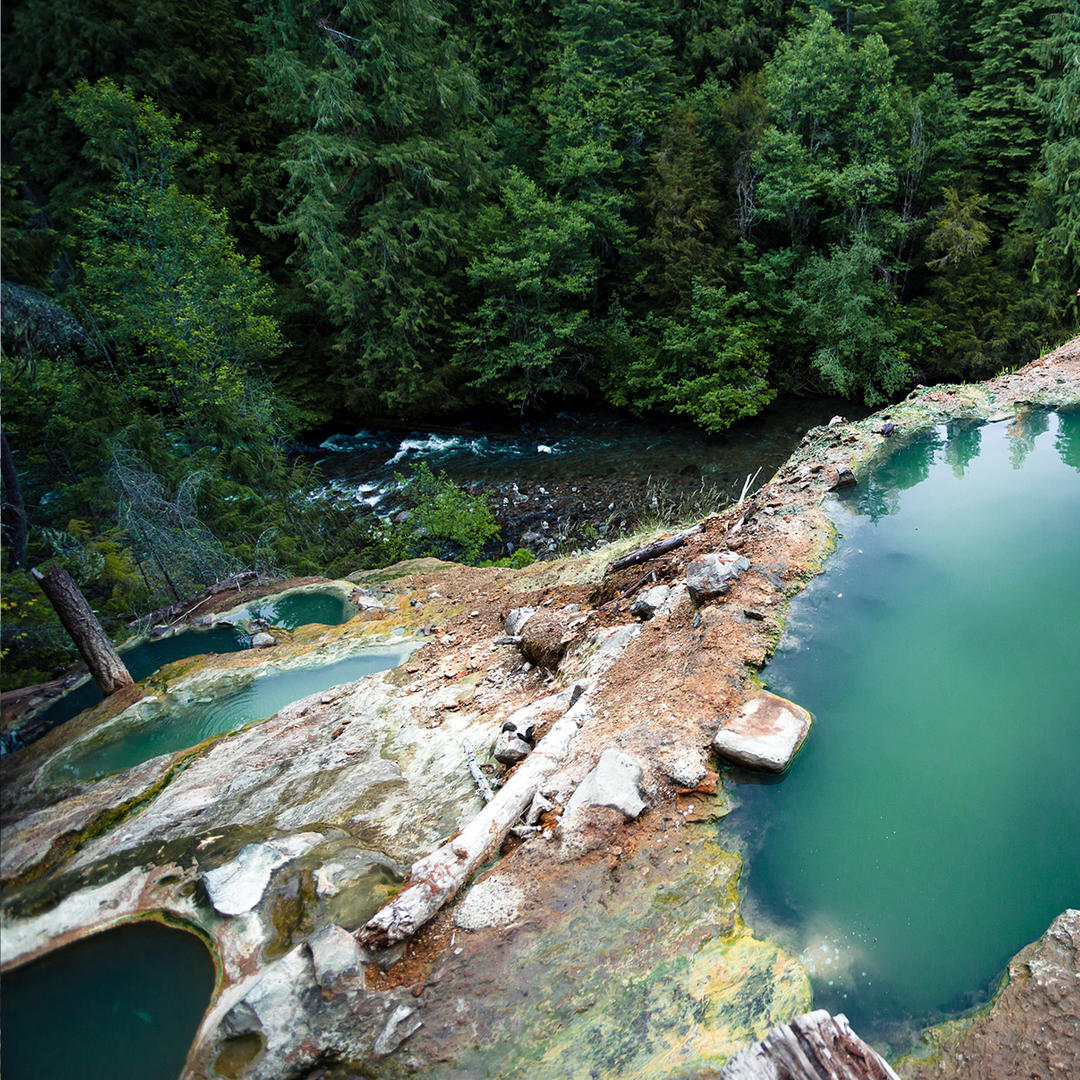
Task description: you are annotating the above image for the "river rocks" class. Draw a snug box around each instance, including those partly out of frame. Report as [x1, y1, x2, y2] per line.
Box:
[630, 584, 670, 619]
[250, 632, 278, 649]
[713, 690, 812, 772]
[455, 874, 524, 930]
[686, 552, 751, 603]
[900, 909, 1080, 1080]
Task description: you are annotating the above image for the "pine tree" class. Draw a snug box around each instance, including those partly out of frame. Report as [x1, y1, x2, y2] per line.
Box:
[252, 0, 490, 416]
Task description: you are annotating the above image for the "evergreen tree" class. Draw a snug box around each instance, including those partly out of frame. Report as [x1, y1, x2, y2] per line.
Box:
[252, 0, 490, 416]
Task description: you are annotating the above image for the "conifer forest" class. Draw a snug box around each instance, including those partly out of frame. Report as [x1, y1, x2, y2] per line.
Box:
[2, 0, 1078, 687]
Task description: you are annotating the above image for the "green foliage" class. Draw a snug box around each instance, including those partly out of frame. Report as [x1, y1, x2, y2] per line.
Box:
[458, 168, 598, 408]
[393, 463, 501, 563]
[252, 0, 489, 416]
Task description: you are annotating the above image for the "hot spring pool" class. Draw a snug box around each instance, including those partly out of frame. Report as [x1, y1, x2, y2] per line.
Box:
[723, 407, 1080, 1049]
[0, 921, 215, 1080]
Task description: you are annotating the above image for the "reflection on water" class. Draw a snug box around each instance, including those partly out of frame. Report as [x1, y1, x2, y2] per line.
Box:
[723, 409, 1080, 1051]
[0, 921, 215, 1080]
[244, 588, 352, 629]
[59, 641, 420, 781]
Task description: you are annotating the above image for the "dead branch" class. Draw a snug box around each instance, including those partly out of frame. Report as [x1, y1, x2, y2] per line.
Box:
[608, 525, 703, 573]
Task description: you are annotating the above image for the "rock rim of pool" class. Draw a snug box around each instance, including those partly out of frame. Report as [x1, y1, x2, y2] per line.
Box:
[712, 690, 813, 773]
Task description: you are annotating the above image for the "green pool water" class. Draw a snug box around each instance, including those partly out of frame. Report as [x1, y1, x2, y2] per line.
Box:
[0, 921, 215, 1080]
[59, 641, 420, 781]
[245, 587, 353, 629]
[9, 589, 355, 754]
[723, 408, 1080, 1049]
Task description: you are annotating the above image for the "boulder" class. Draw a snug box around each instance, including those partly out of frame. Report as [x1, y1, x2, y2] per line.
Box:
[518, 611, 572, 669]
[713, 691, 812, 773]
[454, 874, 524, 930]
[308, 924, 366, 992]
[251, 632, 278, 649]
[558, 749, 648, 858]
[203, 842, 290, 916]
[685, 552, 751, 603]
[630, 585, 671, 620]
[494, 724, 533, 765]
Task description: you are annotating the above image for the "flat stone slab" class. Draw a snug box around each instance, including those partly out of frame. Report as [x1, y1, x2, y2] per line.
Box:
[203, 842, 290, 916]
[713, 691, 812, 772]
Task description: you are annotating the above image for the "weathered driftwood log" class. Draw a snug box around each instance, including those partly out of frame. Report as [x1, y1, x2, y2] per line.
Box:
[31, 563, 134, 696]
[608, 524, 703, 572]
[358, 695, 588, 949]
[719, 1010, 900, 1080]
[462, 738, 496, 803]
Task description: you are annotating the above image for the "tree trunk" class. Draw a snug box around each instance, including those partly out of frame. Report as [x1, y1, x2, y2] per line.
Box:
[1, 428, 29, 571]
[719, 1009, 900, 1080]
[31, 563, 134, 695]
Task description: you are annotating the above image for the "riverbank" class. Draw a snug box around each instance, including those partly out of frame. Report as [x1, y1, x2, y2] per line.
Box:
[1, 337, 1077, 1079]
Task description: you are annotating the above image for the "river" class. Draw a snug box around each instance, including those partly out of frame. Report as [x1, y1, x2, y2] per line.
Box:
[303, 397, 859, 555]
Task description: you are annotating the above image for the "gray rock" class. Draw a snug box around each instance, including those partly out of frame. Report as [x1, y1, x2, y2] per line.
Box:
[251, 632, 278, 649]
[494, 726, 533, 765]
[685, 552, 751, 603]
[526, 792, 553, 825]
[630, 585, 671, 620]
[350, 588, 384, 612]
[713, 690, 812, 772]
[373, 1004, 422, 1057]
[564, 749, 647, 822]
[504, 606, 536, 637]
[454, 874, 523, 930]
[309, 924, 366, 992]
[203, 842, 290, 916]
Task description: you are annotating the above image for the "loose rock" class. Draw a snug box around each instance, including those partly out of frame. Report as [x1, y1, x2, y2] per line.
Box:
[685, 552, 751, 603]
[630, 585, 671, 620]
[713, 690, 812, 773]
[251, 632, 278, 649]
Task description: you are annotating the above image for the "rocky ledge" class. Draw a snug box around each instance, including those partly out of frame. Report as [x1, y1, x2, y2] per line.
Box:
[1, 337, 1078, 1080]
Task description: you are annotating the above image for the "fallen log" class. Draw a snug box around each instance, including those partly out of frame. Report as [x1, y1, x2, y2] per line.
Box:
[608, 524, 703, 573]
[462, 738, 496, 804]
[358, 694, 589, 949]
[719, 1010, 900, 1080]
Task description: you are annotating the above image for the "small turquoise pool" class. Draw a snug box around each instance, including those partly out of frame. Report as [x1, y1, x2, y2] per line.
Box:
[59, 641, 420, 780]
[723, 408, 1080, 1049]
[0, 921, 215, 1080]
[11, 588, 357, 751]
